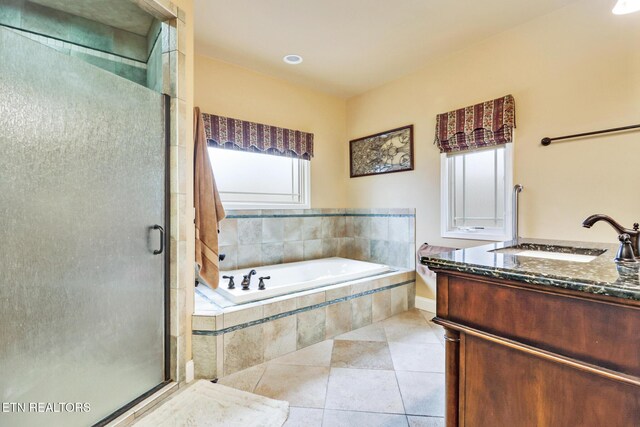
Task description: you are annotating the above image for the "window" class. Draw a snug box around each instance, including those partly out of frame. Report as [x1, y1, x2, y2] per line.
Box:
[441, 144, 513, 241]
[209, 147, 310, 209]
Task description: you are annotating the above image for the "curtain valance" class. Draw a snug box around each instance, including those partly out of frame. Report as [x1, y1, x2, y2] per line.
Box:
[201, 112, 314, 160]
[434, 95, 515, 153]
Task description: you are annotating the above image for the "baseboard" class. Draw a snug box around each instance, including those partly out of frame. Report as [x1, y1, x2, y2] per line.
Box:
[415, 296, 436, 314]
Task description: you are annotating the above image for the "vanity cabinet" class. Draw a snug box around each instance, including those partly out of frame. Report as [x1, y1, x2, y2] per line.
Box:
[433, 271, 640, 427]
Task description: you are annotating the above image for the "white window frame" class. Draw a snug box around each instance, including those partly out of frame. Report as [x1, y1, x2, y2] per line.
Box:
[440, 143, 513, 241]
[213, 152, 311, 210]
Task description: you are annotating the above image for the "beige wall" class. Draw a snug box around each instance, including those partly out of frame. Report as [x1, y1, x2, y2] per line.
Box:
[194, 55, 348, 208]
[170, 0, 196, 365]
[345, 1, 640, 298]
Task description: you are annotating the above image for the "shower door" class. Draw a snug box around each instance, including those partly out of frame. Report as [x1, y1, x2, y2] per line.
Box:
[0, 28, 166, 427]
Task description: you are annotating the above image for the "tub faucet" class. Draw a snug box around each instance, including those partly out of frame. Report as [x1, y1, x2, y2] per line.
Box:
[241, 269, 257, 290]
[582, 214, 640, 258]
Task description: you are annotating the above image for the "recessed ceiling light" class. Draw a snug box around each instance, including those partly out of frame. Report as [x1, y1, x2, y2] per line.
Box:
[283, 54, 303, 65]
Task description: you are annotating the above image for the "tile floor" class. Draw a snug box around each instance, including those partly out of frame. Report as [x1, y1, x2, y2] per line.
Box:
[217, 309, 445, 427]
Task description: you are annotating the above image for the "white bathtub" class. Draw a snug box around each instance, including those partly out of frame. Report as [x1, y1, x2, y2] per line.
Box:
[216, 257, 391, 304]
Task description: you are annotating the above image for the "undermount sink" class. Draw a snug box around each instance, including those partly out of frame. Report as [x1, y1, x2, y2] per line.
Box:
[491, 244, 606, 263]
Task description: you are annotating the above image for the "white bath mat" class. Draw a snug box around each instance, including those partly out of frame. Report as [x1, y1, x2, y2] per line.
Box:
[133, 380, 289, 427]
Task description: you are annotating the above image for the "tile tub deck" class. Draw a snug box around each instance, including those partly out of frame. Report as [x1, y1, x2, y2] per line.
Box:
[192, 269, 416, 378]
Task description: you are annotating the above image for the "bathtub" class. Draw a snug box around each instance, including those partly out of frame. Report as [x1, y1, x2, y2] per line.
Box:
[215, 257, 392, 304]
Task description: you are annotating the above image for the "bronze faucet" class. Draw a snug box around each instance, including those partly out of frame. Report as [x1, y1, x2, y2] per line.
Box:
[582, 214, 639, 259]
[241, 269, 257, 290]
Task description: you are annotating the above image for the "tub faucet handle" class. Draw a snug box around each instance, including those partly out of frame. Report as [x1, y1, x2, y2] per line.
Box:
[222, 275, 235, 289]
[258, 276, 271, 290]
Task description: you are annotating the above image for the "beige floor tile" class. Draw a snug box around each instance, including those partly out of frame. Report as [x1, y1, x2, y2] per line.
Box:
[217, 363, 267, 393]
[325, 368, 405, 414]
[270, 339, 334, 367]
[331, 340, 394, 370]
[427, 322, 446, 345]
[418, 310, 436, 322]
[384, 323, 440, 345]
[384, 309, 428, 327]
[254, 364, 330, 409]
[407, 416, 445, 427]
[322, 409, 409, 427]
[389, 342, 445, 373]
[334, 322, 387, 342]
[284, 407, 324, 427]
[396, 372, 445, 417]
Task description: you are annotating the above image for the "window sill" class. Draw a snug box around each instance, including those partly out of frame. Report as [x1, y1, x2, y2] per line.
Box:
[442, 230, 512, 242]
[221, 201, 311, 211]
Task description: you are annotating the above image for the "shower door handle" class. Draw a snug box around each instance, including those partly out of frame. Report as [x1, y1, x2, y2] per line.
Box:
[153, 224, 165, 255]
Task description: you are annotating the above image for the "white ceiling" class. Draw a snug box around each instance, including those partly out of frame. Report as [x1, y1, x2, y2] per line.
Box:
[195, 0, 578, 98]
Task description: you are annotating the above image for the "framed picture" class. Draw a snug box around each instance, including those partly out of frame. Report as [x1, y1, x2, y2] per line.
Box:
[349, 125, 414, 178]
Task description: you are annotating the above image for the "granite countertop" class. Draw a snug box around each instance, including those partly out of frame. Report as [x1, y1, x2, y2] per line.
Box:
[420, 238, 640, 302]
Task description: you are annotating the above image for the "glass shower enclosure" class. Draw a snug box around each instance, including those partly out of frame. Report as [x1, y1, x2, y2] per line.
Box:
[0, 26, 167, 427]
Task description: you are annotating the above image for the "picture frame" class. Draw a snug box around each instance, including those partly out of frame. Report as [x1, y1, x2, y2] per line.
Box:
[349, 125, 414, 178]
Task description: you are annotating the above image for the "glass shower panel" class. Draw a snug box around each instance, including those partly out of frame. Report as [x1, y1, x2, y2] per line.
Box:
[0, 27, 165, 427]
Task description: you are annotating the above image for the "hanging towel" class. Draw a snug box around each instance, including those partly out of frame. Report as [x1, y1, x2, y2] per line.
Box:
[194, 106, 226, 289]
[416, 243, 457, 281]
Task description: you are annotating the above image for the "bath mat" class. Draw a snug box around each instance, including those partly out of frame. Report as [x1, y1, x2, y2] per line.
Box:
[133, 380, 289, 427]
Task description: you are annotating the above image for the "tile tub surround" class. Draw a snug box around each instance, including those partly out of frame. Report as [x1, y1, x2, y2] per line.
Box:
[218, 208, 416, 272]
[217, 309, 445, 426]
[192, 270, 416, 379]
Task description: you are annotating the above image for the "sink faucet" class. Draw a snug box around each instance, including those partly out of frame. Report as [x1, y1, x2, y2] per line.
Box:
[241, 269, 257, 290]
[582, 214, 639, 258]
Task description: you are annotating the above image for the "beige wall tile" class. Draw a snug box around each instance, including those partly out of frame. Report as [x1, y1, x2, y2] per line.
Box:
[191, 315, 216, 331]
[263, 297, 297, 317]
[223, 324, 264, 376]
[192, 335, 216, 379]
[264, 316, 297, 361]
[391, 285, 409, 315]
[326, 301, 352, 339]
[351, 294, 372, 330]
[372, 289, 392, 322]
[297, 308, 326, 349]
[283, 241, 304, 263]
[223, 305, 264, 328]
[326, 285, 350, 301]
[296, 291, 325, 308]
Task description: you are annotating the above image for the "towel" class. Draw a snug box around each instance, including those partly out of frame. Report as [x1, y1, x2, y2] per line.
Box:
[416, 243, 457, 281]
[194, 106, 226, 289]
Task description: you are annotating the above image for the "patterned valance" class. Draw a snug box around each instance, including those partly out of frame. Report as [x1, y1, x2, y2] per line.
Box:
[435, 95, 515, 153]
[201, 112, 314, 160]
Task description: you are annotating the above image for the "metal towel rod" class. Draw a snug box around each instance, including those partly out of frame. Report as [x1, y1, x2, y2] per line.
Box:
[541, 123, 640, 146]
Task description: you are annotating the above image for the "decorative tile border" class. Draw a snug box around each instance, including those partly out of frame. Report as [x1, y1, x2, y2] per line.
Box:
[192, 272, 416, 379]
[218, 208, 416, 270]
[195, 269, 398, 309]
[193, 279, 414, 336]
[226, 213, 415, 219]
